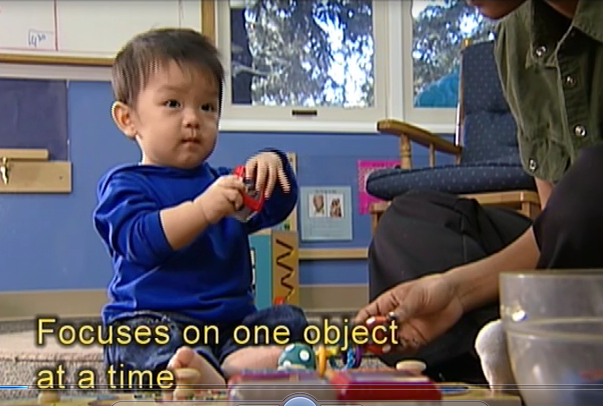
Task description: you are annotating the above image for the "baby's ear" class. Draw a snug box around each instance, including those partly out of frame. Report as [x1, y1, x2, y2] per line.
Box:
[111, 101, 136, 139]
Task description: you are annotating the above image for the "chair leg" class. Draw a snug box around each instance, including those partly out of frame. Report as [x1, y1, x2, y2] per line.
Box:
[521, 202, 541, 220]
[371, 214, 379, 235]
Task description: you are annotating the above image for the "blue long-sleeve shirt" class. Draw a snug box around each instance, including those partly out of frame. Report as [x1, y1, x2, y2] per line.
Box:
[93, 150, 298, 327]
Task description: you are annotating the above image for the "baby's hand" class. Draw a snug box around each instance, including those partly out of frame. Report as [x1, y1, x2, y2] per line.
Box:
[245, 152, 291, 198]
[198, 175, 246, 223]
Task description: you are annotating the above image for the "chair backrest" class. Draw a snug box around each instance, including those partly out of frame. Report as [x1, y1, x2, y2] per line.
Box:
[458, 40, 521, 165]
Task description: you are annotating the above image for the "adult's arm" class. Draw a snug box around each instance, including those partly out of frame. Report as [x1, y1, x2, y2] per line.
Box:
[444, 178, 553, 312]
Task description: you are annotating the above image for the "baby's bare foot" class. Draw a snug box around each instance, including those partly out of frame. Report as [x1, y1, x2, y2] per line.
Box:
[168, 347, 208, 376]
[166, 346, 226, 399]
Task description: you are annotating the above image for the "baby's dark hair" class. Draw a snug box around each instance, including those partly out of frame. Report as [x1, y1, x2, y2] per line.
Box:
[111, 28, 224, 109]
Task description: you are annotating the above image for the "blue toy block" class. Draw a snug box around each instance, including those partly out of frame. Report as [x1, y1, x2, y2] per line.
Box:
[249, 230, 299, 310]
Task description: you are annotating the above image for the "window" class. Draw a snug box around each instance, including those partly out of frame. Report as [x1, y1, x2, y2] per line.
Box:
[402, 0, 496, 130]
[215, 0, 388, 132]
[212, 0, 498, 133]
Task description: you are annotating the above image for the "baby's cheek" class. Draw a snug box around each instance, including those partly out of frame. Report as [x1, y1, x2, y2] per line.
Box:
[204, 119, 219, 134]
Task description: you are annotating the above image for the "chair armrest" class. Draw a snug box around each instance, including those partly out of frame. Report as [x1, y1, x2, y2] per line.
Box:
[377, 119, 461, 155]
[369, 201, 390, 214]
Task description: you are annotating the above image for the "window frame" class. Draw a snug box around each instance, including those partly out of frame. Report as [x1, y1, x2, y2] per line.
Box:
[0, 1, 459, 135]
[399, 1, 457, 134]
[213, 0, 393, 134]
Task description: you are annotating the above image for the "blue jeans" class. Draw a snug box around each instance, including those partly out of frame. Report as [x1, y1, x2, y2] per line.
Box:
[103, 304, 308, 386]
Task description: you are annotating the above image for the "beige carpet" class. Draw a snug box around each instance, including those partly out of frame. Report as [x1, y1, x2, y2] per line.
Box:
[0, 330, 105, 400]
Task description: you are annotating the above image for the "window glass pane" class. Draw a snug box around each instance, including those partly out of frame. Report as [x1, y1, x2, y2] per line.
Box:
[229, 0, 375, 108]
[412, 0, 496, 108]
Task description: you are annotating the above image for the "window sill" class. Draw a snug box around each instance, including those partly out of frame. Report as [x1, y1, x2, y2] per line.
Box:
[0, 62, 112, 81]
[219, 119, 377, 134]
[219, 119, 455, 135]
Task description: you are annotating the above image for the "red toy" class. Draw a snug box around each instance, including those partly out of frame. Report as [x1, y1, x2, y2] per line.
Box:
[361, 313, 398, 355]
[227, 368, 442, 402]
[232, 165, 265, 221]
[327, 369, 442, 402]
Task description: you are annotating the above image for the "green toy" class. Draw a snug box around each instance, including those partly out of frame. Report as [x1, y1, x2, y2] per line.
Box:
[277, 343, 317, 370]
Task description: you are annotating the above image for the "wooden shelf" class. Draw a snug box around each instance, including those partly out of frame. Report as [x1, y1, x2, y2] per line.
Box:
[299, 248, 367, 260]
[0, 148, 49, 160]
[0, 148, 71, 193]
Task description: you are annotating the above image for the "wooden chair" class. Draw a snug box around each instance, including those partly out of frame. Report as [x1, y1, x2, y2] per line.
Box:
[368, 40, 540, 234]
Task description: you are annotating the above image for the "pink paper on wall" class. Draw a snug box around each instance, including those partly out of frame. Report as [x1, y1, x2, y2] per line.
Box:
[357, 160, 399, 215]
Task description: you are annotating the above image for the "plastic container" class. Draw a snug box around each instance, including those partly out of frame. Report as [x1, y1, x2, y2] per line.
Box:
[500, 270, 603, 406]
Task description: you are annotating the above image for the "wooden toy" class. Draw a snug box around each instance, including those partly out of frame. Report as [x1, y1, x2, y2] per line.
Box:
[227, 369, 337, 401]
[326, 368, 442, 402]
[3, 391, 229, 406]
[1, 374, 522, 406]
[0, 385, 521, 406]
[315, 345, 331, 376]
[248, 229, 299, 310]
[396, 359, 427, 373]
[232, 165, 265, 222]
[438, 383, 522, 406]
[85, 395, 121, 406]
[37, 390, 60, 405]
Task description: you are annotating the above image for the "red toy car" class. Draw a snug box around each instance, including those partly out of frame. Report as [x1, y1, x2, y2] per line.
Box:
[232, 165, 265, 221]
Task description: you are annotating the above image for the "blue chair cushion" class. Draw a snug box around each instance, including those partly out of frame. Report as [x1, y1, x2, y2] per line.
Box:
[366, 163, 536, 201]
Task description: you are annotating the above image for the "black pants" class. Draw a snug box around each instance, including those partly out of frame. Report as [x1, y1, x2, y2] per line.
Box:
[533, 143, 603, 268]
[368, 143, 603, 383]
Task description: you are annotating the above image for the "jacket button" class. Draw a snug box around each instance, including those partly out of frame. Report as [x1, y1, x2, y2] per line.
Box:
[564, 75, 576, 87]
[574, 125, 587, 137]
[528, 159, 538, 171]
[534, 45, 547, 58]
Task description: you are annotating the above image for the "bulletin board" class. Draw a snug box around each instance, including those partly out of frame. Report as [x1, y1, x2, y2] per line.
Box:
[0, 0, 215, 66]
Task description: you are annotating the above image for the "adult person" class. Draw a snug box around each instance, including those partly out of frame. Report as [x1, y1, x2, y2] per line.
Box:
[356, 0, 603, 382]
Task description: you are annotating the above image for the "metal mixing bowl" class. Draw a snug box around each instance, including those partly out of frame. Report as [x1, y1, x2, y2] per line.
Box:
[500, 271, 603, 406]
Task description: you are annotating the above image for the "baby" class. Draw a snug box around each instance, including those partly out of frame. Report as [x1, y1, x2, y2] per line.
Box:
[93, 28, 308, 389]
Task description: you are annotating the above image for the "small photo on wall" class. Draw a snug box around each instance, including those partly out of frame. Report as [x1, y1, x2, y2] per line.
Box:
[300, 186, 353, 241]
[309, 193, 327, 217]
[327, 193, 344, 218]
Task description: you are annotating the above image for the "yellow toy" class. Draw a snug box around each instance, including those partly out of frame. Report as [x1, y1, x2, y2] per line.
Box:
[315, 344, 363, 377]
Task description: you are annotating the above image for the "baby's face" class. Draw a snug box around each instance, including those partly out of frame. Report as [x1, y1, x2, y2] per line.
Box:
[313, 195, 324, 209]
[130, 60, 220, 169]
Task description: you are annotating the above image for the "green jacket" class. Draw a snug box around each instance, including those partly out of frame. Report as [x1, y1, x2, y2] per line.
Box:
[494, 0, 603, 183]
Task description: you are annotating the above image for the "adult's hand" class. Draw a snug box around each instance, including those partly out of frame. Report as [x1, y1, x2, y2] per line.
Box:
[354, 273, 465, 354]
